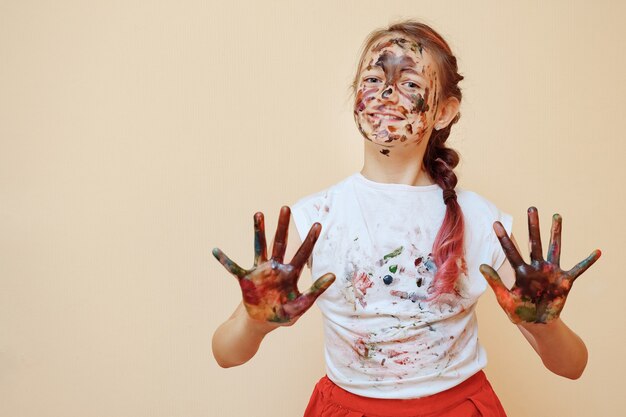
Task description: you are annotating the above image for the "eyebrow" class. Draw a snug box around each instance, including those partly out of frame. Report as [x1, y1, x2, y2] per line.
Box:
[400, 68, 425, 78]
[364, 65, 425, 78]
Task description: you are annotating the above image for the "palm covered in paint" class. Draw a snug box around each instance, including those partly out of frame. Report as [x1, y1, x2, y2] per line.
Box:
[212, 206, 335, 325]
[479, 207, 601, 324]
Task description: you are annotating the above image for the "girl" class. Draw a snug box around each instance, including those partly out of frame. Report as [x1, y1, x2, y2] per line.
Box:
[211, 19, 601, 417]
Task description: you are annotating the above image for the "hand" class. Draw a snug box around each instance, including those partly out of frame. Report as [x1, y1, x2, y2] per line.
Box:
[212, 206, 335, 326]
[479, 206, 601, 324]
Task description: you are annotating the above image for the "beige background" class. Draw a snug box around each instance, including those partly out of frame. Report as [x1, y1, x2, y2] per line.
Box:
[1, 1, 624, 416]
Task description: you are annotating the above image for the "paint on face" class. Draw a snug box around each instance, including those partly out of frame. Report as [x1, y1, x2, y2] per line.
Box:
[353, 35, 441, 155]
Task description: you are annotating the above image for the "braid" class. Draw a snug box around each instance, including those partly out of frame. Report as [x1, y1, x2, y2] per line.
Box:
[424, 126, 468, 299]
[424, 128, 459, 189]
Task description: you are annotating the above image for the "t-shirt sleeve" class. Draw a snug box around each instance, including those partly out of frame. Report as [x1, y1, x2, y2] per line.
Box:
[489, 207, 514, 272]
[290, 191, 324, 248]
[465, 190, 514, 273]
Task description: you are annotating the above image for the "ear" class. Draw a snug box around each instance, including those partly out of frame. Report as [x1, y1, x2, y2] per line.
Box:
[434, 96, 461, 130]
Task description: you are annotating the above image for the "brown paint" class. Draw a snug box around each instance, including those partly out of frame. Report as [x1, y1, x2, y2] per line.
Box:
[353, 34, 441, 156]
[480, 207, 602, 324]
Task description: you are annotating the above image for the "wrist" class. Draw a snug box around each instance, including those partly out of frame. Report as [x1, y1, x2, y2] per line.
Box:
[519, 316, 562, 336]
[242, 313, 280, 337]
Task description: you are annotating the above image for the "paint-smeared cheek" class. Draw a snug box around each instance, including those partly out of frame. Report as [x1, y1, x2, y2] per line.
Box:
[399, 90, 431, 141]
[424, 65, 441, 119]
[412, 90, 430, 114]
[400, 91, 427, 128]
[354, 85, 379, 141]
[355, 86, 378, 113]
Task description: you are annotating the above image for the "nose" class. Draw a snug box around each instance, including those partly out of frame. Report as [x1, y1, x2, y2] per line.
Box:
[379, 84, 399, 103]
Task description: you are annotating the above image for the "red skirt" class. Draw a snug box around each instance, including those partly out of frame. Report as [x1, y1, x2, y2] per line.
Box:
[303, 370, 507, 417]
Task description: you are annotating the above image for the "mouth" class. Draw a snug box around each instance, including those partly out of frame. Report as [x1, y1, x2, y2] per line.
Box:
[367, 112, 405, 121]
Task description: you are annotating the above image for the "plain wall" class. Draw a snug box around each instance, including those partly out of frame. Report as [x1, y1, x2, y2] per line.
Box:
[1, 1, 624, 416]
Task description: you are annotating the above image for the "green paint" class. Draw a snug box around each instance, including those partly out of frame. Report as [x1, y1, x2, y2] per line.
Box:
[515, 305, 537, 322]
[384, 246, 403, 261]
[268, 307, 289, 323]
[409, 41, 423, 56]
[269, 315, 289, 323]
[389, 264, 398, 273]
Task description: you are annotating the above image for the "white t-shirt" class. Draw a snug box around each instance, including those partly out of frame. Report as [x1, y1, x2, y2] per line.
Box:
[290, 172, 513, 399]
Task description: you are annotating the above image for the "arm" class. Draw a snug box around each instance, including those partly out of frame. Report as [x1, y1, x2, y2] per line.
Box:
[517, 318, 587, 379]
[212, 301, 280, 368]
[495, 235, 588, 379]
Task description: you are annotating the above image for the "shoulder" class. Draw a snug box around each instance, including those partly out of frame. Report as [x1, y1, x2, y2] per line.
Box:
[457, 188, 501, 213]
[291, 174, 354, 212]
[290, 174, 354, 242]
[456, 187, 507, 225]
[291, 188, 327, 212]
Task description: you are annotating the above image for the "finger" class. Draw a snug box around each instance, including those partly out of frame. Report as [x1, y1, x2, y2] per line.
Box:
[527, 206, 544, 263]
[479, 264, 520, 318]
[567, 249, 602, 282]
[212, 247, 247, 279]
[479, 264, 509, 295]
[494, 221, 525, 269]
[271, 206, 290, 263]
[289, 222, 321, 273]
[253, 212, 268, 267]
[546, 213, 562, 266]
[284, 273, 335, 318]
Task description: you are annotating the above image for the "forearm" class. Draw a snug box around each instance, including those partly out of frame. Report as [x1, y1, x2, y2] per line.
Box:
[212, 313, 278, 368]
[518, 317, 587, 379]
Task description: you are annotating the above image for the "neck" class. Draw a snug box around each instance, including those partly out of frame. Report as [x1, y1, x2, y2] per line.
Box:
[360, 139, 434, 186]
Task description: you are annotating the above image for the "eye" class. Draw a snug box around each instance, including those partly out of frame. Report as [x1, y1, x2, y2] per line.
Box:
[364, 77, 381, 84]
[403, 81, 421, 89]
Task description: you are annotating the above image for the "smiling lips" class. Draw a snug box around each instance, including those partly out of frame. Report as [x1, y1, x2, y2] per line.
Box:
[368, 112, 405, 122]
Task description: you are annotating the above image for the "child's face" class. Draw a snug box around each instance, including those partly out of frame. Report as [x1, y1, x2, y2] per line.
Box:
[353, 34, 441, 150]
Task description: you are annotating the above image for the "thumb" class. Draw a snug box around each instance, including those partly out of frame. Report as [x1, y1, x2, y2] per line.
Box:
[309, 272, 336, 293]
[479, 264, 519, 320]
[567, 249, 602, 283]
[212, 247, 247, 279]
[479, 264, 507, 290]
[284, 273, 335, 319]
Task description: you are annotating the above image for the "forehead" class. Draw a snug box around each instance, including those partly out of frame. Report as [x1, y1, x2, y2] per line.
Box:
[360, 34, 437, 74]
